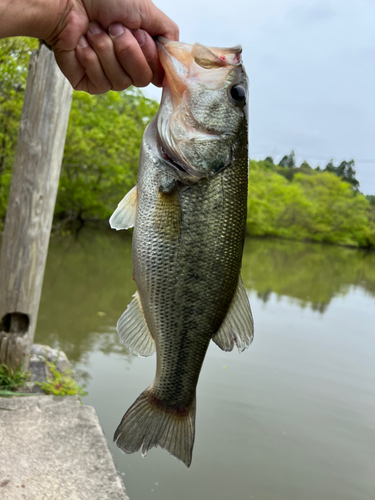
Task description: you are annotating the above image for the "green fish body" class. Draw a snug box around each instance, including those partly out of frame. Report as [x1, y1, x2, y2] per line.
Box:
[110, 39, 253, 467]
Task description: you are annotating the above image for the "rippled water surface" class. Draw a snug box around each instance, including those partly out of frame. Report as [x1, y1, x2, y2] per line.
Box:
[36, 229, 375, 500]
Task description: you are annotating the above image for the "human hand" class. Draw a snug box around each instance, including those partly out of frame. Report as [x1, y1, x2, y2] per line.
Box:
[44, 0, 179, 94]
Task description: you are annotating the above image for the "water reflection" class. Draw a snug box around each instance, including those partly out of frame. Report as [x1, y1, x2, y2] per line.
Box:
[37, 227, 136, 364]
[33, 228, 375, 500]
[242, 238, 375, 311]
[36, 228, 375, 365]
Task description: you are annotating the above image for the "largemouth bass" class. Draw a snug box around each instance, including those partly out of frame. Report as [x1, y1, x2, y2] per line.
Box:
[110, 38, 253, 467]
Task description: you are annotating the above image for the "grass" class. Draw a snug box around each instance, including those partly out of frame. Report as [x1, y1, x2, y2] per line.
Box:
[37, 360, 87, 397]
[0, 363, 30, 392]
[0, 356, 87, 398]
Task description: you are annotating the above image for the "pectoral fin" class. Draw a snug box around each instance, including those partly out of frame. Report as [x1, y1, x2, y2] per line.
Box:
[109, 185, 138, 230]
[212, 277, 254, 353]
[117, 291, 155, 357]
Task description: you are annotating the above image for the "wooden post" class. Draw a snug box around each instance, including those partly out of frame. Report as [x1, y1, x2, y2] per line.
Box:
[0, 44, 73, 370]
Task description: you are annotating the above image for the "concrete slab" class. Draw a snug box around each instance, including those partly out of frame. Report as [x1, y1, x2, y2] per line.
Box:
[0, 395, 129, 500]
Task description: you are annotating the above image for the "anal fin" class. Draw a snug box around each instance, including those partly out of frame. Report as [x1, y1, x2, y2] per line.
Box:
[117, 291, 155, 357]
[212, 277, 254, 353]
[109, 185, 138, 230]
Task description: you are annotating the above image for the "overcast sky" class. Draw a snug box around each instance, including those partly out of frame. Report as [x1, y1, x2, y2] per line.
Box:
[143, 0, 375, 194]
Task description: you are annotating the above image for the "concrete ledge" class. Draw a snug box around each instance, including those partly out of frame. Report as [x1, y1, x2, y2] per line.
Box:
[0, 395, 129, 500]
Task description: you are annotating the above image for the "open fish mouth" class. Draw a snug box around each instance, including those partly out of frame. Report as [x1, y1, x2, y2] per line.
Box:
[155, 38, 247, 180]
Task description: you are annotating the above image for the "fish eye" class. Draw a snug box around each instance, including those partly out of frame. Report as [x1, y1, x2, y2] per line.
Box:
[229, 85, 246, 107]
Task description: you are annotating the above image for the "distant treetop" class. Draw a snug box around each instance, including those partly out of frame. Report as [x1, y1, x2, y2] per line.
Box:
[262, 151, 360, 191]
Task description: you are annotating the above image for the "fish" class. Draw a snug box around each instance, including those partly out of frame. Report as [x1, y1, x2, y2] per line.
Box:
[109, 38, 253, 467]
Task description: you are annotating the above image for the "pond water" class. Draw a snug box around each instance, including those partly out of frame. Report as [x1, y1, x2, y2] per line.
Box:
[35, 228, 375, 500]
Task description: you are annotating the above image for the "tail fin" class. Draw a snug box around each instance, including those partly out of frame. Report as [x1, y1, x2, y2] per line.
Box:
[114, 388, 196, 467]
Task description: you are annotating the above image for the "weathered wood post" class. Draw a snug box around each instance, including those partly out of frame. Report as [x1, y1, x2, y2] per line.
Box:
[0, 44, 73, 370]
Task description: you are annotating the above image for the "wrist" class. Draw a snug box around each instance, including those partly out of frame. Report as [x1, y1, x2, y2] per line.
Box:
[0, 0, 68, 40]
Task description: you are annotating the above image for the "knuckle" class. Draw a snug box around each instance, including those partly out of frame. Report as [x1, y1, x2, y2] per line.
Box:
[91, 83, 112, 95]
[74, 81, 85, 92]
[115, 38, 137, 59]
[112, 77, 132, 91]
[123, 13, 141, 30]
[132, 70, 152, 88]
[94, 36, 111, 54]
[79, 48, 97, 67]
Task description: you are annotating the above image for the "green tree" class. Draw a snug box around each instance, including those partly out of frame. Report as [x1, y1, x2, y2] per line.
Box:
[247, 160, 311, 239]
[0, 37, 38, 225]
[247, 160, 374, 248]
[57, 89, 158, 222]
[293, 172, 369, 246]
[279, 150, 296, 168]
[366, 195, 375, 246]
[324, 159, 359, 190]
[300, 160, 312, 172]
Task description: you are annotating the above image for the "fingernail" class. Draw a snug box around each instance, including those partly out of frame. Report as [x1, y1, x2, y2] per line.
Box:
[78, 36, 88, 48]
[109, 23, 125, 37]
[88, 22, 102, 35]
[133, 29, 146, 47]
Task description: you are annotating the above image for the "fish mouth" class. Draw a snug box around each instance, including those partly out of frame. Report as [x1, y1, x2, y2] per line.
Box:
[155, 38, 246, 180]
[156, 37, 243, 105]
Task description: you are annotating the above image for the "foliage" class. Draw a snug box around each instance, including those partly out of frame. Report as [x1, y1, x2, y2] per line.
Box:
[0, 363, 30, 391]
[274, 151, 360, 188]
[263, 152, 315, 182]
[57, 88, 158, 222]
[38, 360, 87, 397]
[279, 150, 296, 168]
[365, 195, 375, 247]
[0, 37, 38, 225]
[324, 159, 359, 190]
[247, 160, 374, 247]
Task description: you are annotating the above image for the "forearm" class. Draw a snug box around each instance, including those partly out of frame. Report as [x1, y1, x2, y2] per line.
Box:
[0, 0, 66, 39]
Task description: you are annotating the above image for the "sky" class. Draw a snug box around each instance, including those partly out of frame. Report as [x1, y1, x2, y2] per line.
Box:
[143, 0, 375, 194]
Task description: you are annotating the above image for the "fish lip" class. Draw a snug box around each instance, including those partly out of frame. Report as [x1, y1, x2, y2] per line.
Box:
[156, 38, 244, 68]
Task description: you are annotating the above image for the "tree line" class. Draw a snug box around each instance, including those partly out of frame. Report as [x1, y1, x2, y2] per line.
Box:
[264, 150, 360, 190]
[247, 157, 375, 248]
